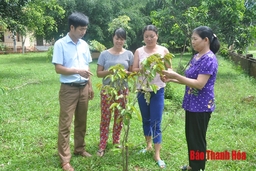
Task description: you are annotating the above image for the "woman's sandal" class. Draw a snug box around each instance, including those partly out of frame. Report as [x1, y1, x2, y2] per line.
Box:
[97, 149, 105, 157]
[138, 147, 153, 154]
[138, 148, 147, 154]
[156, 160, 166, 169]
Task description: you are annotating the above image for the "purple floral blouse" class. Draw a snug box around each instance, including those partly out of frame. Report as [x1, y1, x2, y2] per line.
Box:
[182, 51, 218, 112]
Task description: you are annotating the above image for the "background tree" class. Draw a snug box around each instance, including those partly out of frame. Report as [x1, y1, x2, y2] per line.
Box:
[24, 0, 65, 46]
[151, 0, 204, 51]
[150, 0, 207, 72]
[0, 0, 64, 53]
[68, 0, 161, 50]
[150, 0, 256, 53]
[46, 0, 76, 42]
[204, 0, 245, 49]
[1, 0, 255, 53]
[18, 0, 64, 52]
[236, 0, 256, 53]
[0, 0, 29, 52]
[74, 0, 116, 47]
[108, 15, 131, 48]
[117, 0, 154, 50]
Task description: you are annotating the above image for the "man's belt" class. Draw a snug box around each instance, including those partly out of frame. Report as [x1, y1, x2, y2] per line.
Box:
[62, 81, 88, 87]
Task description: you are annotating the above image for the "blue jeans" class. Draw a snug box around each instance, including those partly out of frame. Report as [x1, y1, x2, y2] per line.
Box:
[137, 88, 164, 144]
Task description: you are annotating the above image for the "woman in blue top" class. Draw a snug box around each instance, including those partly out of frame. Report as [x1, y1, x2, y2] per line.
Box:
[162, 26, 220, 171]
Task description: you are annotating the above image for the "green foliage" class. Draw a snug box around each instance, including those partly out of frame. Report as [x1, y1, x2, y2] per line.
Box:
[176, 63, 187, 75]
[25, 0, 65, 38]
[60, 0, 154, 50]
[108, 15, 131, 34]
[2, 0, 256, 54]
[96, 52, 174, 170]
[160, 43, 169, 49]
[248, 45, 256, 51]
[0, 16, 7, 30]
[97, 63, 139, 171]
[99, 53, 174, 107]
[89, 40, 106, 52]
[106, 65, 129, 89]
[117, 1, 152, 50]
[151, 0, 207, 52]
[150, 0, 256, 55]
[1, 0, 65, 52]
[234, 26, 256, 52]
[0, 43, 6, 52]
[74, 0, 117, 44]
[46, 46, 54, 62]
[164, 83, 183, 105]
[138, 53, 174, 104]
[110, 53, 173, 104]
[202, 0, 253, 49]
[218, 45, 230, 59]
[98, 63, 140, 118]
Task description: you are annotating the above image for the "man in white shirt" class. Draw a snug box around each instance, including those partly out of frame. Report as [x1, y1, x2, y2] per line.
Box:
[52, 12, 94, 171]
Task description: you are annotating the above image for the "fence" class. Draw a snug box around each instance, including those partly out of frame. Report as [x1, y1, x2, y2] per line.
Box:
[229, 52, 256, 78]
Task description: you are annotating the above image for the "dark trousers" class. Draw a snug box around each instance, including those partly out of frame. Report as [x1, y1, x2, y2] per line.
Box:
[185, 111, 211, 171]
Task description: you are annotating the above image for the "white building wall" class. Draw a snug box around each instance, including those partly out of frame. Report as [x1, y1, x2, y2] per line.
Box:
[3, 31, 35, 48]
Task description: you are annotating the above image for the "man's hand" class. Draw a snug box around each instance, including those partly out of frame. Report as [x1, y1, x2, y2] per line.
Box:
[88, 87, 94, 100]
[77, 70, 93, 78]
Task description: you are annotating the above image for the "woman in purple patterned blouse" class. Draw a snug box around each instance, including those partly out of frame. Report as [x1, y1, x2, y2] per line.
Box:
[162, 26, 220, 171]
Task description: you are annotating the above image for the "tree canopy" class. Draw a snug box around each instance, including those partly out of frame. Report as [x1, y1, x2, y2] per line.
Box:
[1, 0, 255, 52]
[0, 0, 64, 52]
[151, 0, 256, 52]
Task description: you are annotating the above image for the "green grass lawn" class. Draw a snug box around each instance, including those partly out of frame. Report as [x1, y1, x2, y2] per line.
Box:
[0, 52, 255, 171]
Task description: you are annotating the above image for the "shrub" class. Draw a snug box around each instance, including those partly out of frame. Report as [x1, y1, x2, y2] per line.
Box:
[0, 43, 6, 52]
[164, 83, 183, 105]
[46, 46, 54, 62]
[218, 46, 230, 59]
[89, 40, 106, 52]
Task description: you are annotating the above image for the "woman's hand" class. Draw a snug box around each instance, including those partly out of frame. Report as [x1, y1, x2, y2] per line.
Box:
[162, 68, 178, 79]
[161, 69, 181, 83]
[161, 74, 173, 83]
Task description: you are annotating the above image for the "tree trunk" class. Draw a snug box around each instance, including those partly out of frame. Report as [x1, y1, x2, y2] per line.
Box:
[122, 120, 130, 171]
[22, 36, 26, 54]
[36, 36, 44, 46]
[13, 33, 17, 52]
